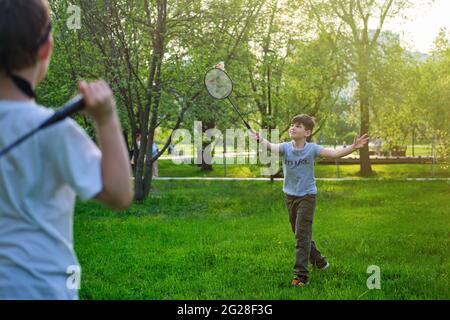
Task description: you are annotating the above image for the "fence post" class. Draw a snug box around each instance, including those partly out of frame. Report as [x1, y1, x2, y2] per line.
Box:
[223, 137, 227, 177]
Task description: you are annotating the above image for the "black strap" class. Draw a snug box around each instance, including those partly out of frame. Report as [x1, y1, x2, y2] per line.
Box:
[0, 54, 36, 99]
[5, 67, 36, 99]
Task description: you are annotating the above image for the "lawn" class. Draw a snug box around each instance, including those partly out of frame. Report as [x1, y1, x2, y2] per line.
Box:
[74, 180, 450, 300]
[157, 160, 450, 179]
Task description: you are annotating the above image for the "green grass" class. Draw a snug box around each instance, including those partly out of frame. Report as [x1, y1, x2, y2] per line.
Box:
[74, 180, 450, 300]
[405, 145, 433, 157]
[157, 160, 450, 179]
[316, 164, 450, 179]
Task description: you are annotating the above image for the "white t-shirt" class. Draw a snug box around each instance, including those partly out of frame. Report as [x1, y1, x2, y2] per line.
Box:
[0, 101, 103, 300]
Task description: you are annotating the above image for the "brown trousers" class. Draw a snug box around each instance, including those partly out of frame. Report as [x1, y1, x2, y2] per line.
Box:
[285, 194, 324, 279]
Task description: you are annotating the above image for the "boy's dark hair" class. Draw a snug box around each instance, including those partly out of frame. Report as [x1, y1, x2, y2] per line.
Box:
[0, 0, 51, 72]
[291, 114, 315, 132]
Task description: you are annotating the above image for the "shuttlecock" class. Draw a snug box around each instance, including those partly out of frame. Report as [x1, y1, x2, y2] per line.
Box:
[215, 61, 225, 71]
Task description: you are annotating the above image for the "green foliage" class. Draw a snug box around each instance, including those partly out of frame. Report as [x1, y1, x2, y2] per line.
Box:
[419, 31, 450, 166]
[370, 33, 420, 151]
[39, 1, 449, 183]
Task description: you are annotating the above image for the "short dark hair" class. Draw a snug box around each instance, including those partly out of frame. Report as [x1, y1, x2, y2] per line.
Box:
[0, 0, 51, 72]
[291, 114, 316, 133]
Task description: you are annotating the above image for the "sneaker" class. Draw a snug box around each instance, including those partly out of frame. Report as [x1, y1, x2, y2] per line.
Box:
[312, 257, 330, 270]
[292, 276, 309, 287]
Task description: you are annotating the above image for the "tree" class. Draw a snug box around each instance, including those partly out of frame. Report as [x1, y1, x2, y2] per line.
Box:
[302, 0, 423, 175]
[416, 29, 450, 166]
[370, 31, 422, 154]
[281, 33, 348, 140]
[181, 0, 266, 172]
[71, 0, 213, 201]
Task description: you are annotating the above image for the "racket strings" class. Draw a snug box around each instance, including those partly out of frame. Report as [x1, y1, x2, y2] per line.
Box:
[205, 68, 233, 100]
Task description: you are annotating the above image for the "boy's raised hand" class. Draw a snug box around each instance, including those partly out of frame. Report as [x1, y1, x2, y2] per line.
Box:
[352, 134, 370, 149]
[249, 129, 261, 142]
[79, 80, 116, 125]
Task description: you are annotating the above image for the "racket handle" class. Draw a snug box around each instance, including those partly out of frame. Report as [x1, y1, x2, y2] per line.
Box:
[249, 129, 261, 143]
[0, 95, 86, 159]
[39, 95, 85, 129]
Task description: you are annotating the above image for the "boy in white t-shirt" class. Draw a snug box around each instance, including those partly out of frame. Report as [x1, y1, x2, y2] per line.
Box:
[0, 0, 133, 299]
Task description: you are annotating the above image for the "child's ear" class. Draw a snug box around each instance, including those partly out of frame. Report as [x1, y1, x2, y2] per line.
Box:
[37, 35, 53, 62]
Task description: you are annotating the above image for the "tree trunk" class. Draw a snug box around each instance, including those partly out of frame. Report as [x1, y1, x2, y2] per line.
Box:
[134, 164, 145, 201]
[200, 120, 215, 172]
[143, 0, 167, 198]
[358, 72, 373, 176]
[134, 0, 167, 201]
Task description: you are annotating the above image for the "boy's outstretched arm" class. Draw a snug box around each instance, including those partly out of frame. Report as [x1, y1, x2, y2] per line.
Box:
[79, 80, 133, 210]
[249, 130, 281, 153]
[319, 134, 369, 159]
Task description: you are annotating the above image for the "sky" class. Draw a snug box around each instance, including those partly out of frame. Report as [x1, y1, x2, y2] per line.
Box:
[383, 0, 450, 53]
